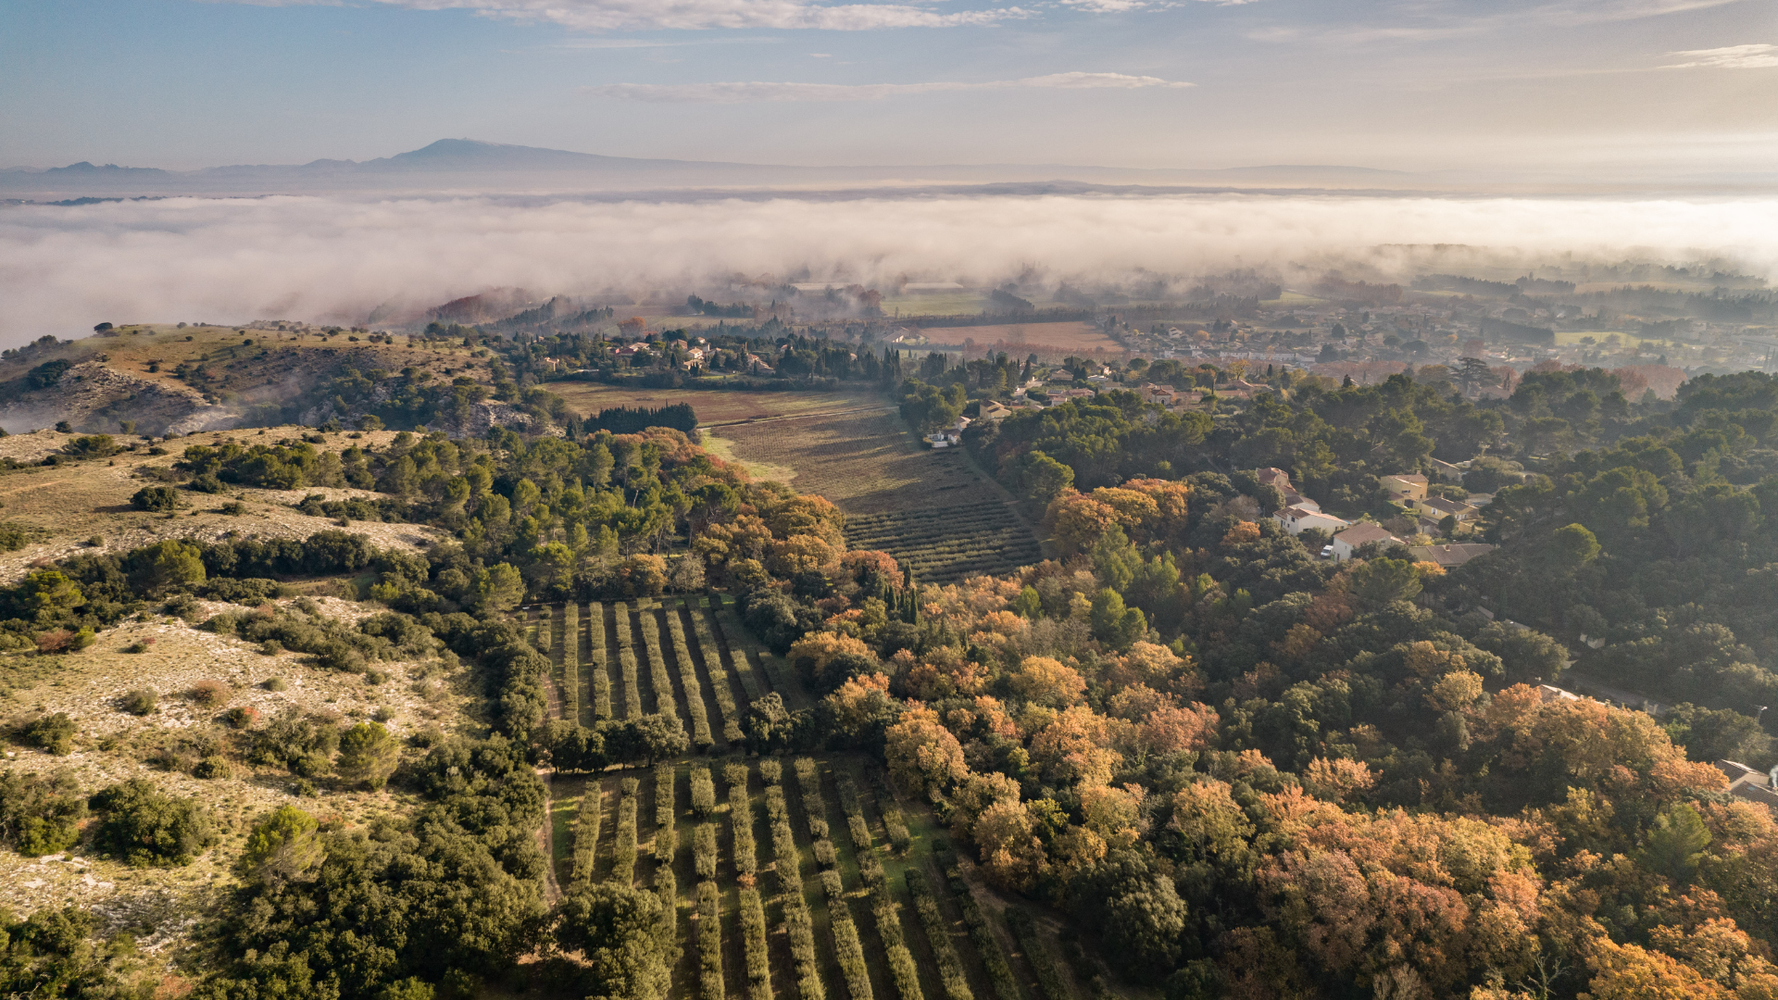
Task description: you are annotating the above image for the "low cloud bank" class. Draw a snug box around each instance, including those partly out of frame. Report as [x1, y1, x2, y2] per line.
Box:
[1, 190, 1775, 342]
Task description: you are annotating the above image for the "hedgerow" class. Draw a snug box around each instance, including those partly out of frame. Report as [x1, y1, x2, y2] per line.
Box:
[690, 764, 716, 818]
[695, 823, 718, 880]
[794, 758, 830, 841]
[613, 778, 639, 886]
[654, 763, 676, 864]
[738, 886, 772, 1000]
[907, 869, 974, 1000]
[774, 765, 825, 1000]
[726, 763, 757, 882]
[638, 612, 679, 726]
[571, 787, 601, 887]
[821, 870, 873, 1000]
[937, 853, 1019, 1000]
[615, 605, 641, 720]
[858, 846, 924, 1000]
[881, 804, 912, 854]
[765, 786, 800, 894]
[698, 880, 724, 1000]
[589, 601, 612, 720]
[665, 610, 713, 751]
[1006, 908, 1068, 1000]
[655, 865, 680, 963]
[562, 604, 580, 722]
[837, 775, 875, 853]
[689, 607, 745, 741]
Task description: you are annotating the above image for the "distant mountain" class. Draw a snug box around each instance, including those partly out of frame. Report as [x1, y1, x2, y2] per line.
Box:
[44, 161, 170, 177]
[0, 138, 1427, 198]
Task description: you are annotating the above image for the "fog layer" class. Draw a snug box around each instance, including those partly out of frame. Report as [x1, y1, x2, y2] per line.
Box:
[2, 191, 1776, 341]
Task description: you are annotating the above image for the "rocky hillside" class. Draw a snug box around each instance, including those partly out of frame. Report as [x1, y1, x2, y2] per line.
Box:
[0, 323, 523, 436]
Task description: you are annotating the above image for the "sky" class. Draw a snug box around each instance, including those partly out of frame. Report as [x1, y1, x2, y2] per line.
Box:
[1, 0, 1775, 175]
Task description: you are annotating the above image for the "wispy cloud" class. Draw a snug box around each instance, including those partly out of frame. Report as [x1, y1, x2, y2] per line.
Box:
[1249, 0, 1745, 47]
[1058, 0, 1255, 10]
[352, 0, 1023, 31]
[582, 71, 1193, 101]
[1662, 43, 1778, 69]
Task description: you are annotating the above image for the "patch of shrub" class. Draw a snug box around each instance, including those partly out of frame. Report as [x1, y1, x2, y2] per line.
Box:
[90, 777, 217, 867]
[224, 705, 259, 729]
[63, 435, 118, 459]
[0, 769, 87, 855]
[35, 627, 94, 654]
[192, 755, 233, 779]
[131, 486, 181, 512]
[189, 678, 232, 706]
[199, 577, 281, 604]
[22, 712, 76, 755]
[120, 688, 158, 715]
[0, 521, 47, 552]
[248, 709, 340, 776]
[883, 805, 912, 854]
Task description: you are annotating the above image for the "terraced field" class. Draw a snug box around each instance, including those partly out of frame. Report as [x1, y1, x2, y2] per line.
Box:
[844, 500, 1044, 584]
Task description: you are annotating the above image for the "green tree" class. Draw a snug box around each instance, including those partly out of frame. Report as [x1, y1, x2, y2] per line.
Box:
[241, 804, 326, 885]
[1641, 803, 1710, 884]
[336, 722, 400, 790]
[473, 563, 526, 613]
[555, 882, 673, 1000]
[137, 538, 206, 594]
[1546, 522, 1601, 572]
[1347, 557, 1422, 608]
[19, 569, 83, 622]
[1090, 588, 1147, 650]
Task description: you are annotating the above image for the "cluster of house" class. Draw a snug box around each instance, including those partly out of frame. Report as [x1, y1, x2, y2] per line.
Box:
[1261, 466, 1496, 566]
[1718, 759, 1778, 812]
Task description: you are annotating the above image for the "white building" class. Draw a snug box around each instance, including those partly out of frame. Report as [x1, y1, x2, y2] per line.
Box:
[1274, 505, 1350, 536]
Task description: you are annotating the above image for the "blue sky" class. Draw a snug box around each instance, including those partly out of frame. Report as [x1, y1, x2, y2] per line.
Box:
[1, 0, 1774, 172]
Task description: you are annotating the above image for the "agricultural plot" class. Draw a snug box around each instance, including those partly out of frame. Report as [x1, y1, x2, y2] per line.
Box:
[712, 409, 985, 516]
[553, 749, 1055, 1000]
[916, 321, 1121, 358]
[548, 384, 886, 426]
[844, 500, 1042, 584]
[531, 605, 1079, 1000]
